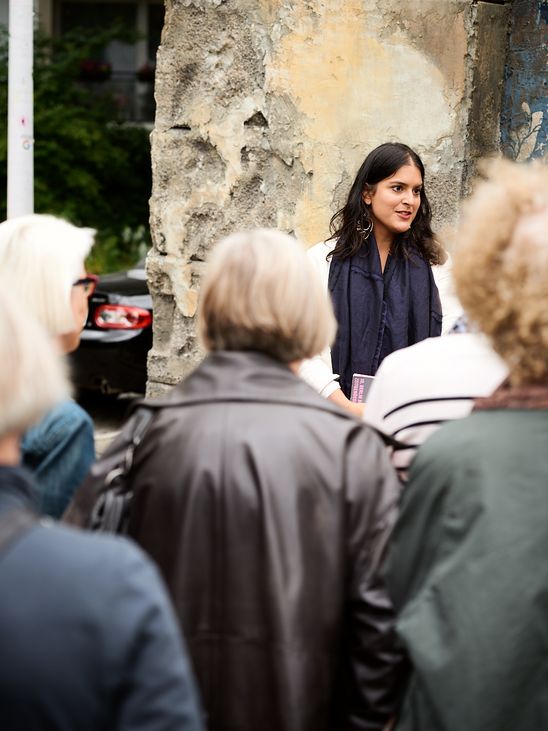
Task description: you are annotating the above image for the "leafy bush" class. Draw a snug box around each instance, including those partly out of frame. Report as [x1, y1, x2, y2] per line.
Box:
[86, 224, 149, 273]
[0, 25, 152, 272]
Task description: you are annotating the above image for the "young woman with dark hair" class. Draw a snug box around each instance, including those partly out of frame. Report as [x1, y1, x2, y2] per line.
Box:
[299, 142, 462, 416]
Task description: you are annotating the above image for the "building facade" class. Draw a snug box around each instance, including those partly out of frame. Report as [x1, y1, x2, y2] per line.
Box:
[1, 0, 164, 122]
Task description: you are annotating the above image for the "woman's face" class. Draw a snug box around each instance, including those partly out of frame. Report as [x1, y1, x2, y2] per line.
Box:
[362, 163, 423, 243]
[58, 270, 91, 354]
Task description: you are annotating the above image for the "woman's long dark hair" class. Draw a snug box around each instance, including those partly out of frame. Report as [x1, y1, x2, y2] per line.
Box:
[328, 142, 446, 264]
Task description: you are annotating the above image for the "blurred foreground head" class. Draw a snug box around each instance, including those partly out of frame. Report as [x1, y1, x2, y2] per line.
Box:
[454, 160, 548, 385]
[0, 284, 69, 441]
[0, 214, 95, 352]
[198, 229, 336, 363]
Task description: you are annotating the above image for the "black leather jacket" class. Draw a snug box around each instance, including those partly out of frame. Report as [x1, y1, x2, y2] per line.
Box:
[66, 351, 406, 730]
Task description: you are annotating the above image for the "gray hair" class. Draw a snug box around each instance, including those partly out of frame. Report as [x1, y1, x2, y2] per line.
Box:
[198, 229, 337, 363]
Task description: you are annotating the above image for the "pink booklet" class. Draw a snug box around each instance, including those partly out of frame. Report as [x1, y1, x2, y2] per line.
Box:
[350, 373, 375, 403]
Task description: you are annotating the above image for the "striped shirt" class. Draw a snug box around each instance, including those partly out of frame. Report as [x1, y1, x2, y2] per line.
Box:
[363, 334, 508, 480]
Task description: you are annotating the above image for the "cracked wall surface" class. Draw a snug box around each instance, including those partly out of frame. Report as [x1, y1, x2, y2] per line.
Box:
[148, 0, 510, 394]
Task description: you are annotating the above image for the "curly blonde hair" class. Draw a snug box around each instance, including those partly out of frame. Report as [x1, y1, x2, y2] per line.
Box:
[453, 159, 548, 385]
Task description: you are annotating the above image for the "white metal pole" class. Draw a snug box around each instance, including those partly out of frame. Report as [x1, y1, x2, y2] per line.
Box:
[7, 0, 34, 218]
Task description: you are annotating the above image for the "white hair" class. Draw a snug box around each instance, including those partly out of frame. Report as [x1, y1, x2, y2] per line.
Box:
[0, 214, 95, 336]
[0, 281, 69, 438]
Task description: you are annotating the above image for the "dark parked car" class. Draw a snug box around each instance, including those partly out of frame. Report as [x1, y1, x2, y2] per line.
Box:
[69, 261, 152, 394]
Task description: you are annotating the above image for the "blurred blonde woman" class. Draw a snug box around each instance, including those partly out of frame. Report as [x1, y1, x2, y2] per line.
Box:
[0, 214, 96, 517]
[67, 229, 406, 731]
[386, 160, 548, 731]
[0, 283, 203, 731]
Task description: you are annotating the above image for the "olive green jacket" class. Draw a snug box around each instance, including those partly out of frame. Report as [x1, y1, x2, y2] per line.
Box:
[386, 401, 548, 731]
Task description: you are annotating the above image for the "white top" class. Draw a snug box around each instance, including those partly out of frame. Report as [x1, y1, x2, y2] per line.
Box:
[363, 332, 508, 479]
[298, 240, 464, 396]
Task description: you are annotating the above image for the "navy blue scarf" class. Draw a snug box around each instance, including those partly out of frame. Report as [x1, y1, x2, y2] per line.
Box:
[328, 236, 442, 397]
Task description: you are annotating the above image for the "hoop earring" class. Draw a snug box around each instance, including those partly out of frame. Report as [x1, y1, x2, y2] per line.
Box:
[356, 213, 373, 240]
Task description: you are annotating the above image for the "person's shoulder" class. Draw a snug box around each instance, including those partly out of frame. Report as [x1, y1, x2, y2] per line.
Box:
[286, 382, 384, 443]
[41, 399, 94, 432]
[431, 252, 455, 287]
[412, 409, 485, 470]
[405, 411, 502, 520]
[307, 239, 333, 261]
[22, 400, 94, 456]
[28, 521, 150, 584]
[12, 524, 174, 667]
[374, 336, 452, 376]
[431, 251, 453, 279]
[432, 249, 453, 267]
[379, 333, 498, 372]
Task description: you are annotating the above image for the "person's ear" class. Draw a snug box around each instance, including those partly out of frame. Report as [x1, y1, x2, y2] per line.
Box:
[362, 186, 373, 206]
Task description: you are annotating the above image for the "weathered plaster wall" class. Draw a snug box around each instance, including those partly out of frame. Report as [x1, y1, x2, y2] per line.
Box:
[148, 0, 510, 395]
[501, 0, 547, 161]
[465, 1, 511, 187]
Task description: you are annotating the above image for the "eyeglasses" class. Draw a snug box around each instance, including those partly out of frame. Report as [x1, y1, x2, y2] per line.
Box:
[72, 274, 98, 297]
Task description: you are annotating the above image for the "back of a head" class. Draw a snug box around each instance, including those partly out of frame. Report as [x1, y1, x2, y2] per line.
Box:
[0, 214, 95, 337]
[0, 282, 69, 440]
[198, 228, 336, 363]
[454, 160, 548, 385]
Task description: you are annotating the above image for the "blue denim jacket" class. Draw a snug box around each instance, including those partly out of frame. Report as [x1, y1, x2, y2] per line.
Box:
[21, 400, 95, 518]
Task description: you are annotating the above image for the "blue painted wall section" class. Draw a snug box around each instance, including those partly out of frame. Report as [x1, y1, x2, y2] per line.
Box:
[501, 0, 547, 160]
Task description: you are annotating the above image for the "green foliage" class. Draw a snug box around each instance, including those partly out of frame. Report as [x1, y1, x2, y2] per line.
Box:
[86, 224, 149, 273]
[0, 25, 152, 273]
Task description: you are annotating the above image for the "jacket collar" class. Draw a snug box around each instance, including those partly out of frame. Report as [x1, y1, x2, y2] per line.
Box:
[151, 350, 355, 419]
[474, 380, 548, 411]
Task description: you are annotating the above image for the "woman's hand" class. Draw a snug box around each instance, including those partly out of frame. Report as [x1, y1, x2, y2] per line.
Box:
[328, 388, 365, 418]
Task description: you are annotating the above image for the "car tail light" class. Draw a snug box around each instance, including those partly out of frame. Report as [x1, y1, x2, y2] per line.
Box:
[94, 305, 152, 330]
